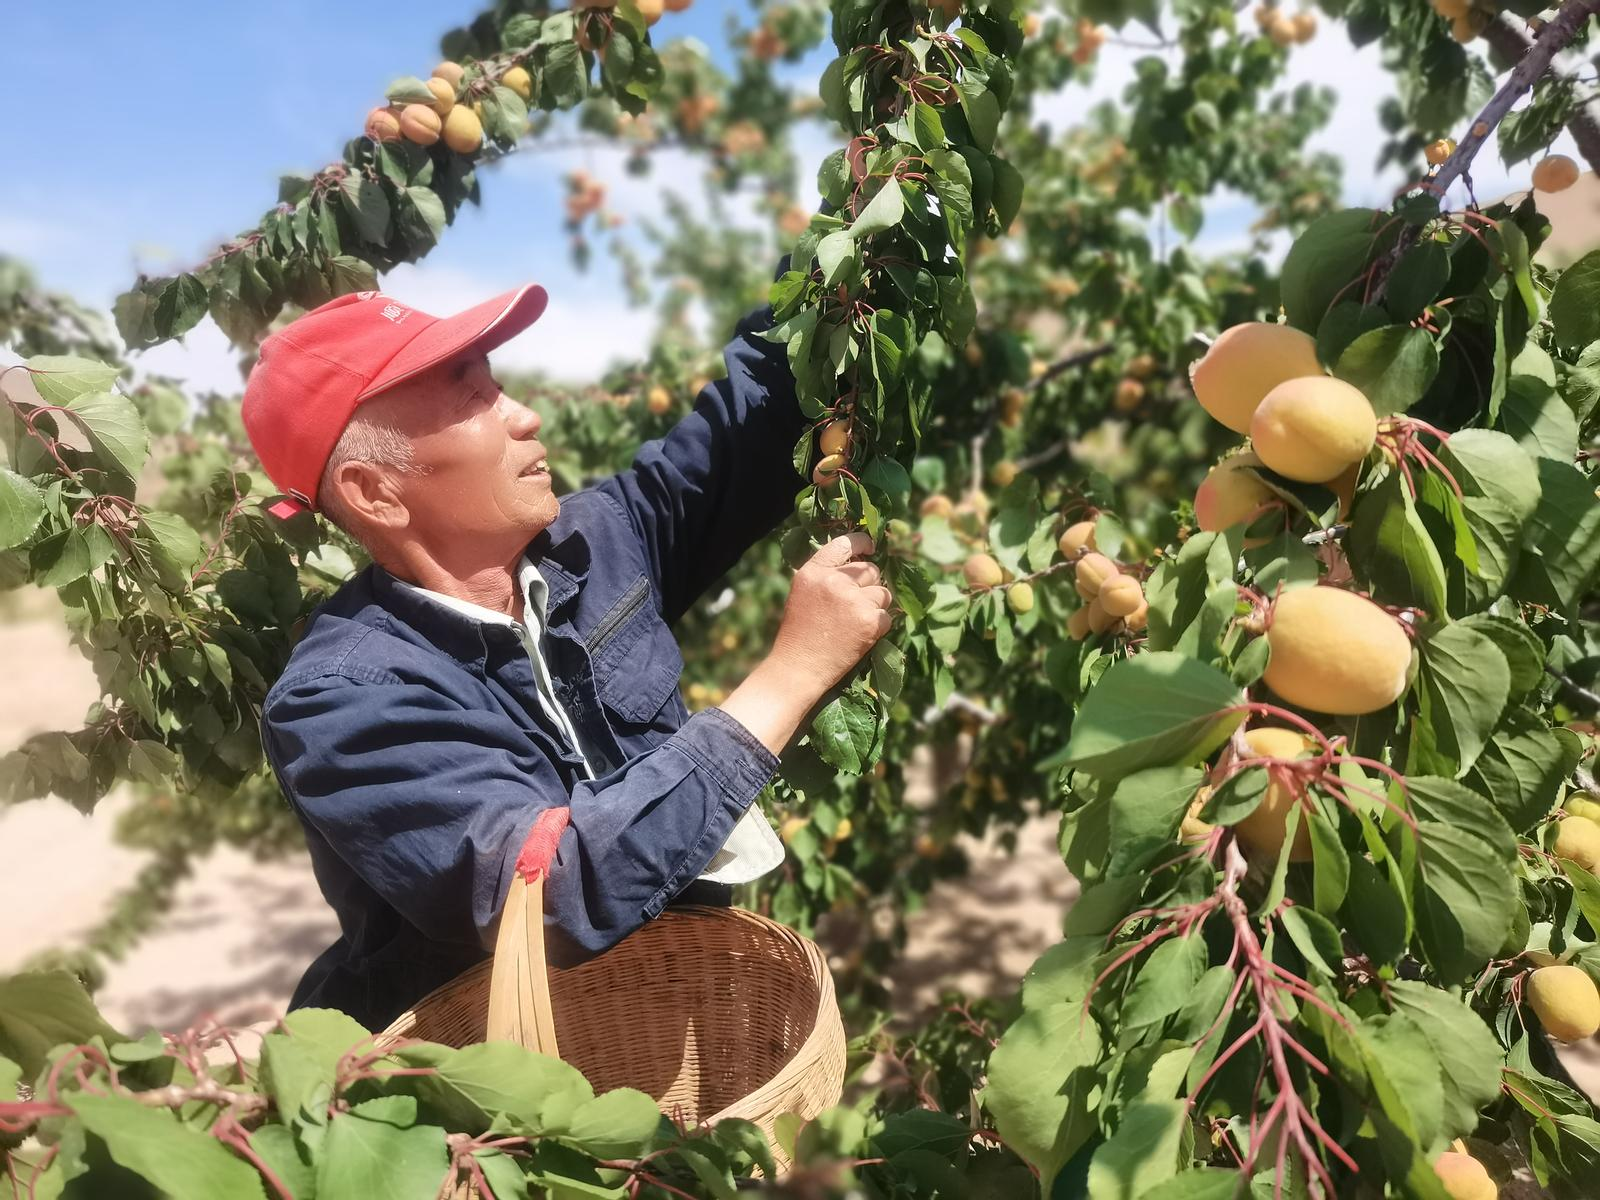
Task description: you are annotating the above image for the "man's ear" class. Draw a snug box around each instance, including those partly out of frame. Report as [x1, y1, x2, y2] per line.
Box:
[328, 460, 410, 532]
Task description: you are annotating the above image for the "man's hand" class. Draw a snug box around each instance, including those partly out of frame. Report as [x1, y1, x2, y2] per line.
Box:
[718, 532, 892, 756]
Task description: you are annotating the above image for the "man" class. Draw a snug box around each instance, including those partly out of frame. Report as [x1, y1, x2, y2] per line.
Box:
[241, 282, 891, 1032]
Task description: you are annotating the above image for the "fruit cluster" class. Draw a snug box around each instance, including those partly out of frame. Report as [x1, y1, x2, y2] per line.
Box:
[364, 59, 507, 154]
[1057, 520, 1149, 640]
[563, 169, 610, 225]
[1254, 4, 1318, 46]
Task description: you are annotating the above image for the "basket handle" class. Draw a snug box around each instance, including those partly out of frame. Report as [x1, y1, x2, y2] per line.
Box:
[486, 806, 570, 1057]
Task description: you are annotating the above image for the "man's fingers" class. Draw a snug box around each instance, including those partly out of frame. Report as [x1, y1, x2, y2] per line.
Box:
[865, 585, 894, 609]
[812, 530, 877, 567]
[837, 562, 882, 587]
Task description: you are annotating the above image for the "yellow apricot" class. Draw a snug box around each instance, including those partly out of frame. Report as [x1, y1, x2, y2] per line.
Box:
[1190, 322, 1322, 434]
[399, 104, 442, 145]
[1195, 453, 1276, 533]
[1123, 596, 1149, 633]
[963, 553, 1004, 589]
[502, 65, 533, 100]
[991, 460, 1020, 488]
[1074, 552, 1119, 600]
[1250, 375, 1377, 483]
[1085, 597, 1118, 635]
[1058, 520, 1097, 560]
[818, 419, 853, 457]
[1430, 0, 1470, 17]
[1180, 790, 1214, 843]
[432, 61, 466, 86]
[1433, 1151, 1496, 1200]
[1526, 965, 1600, 1041]
[813, 453, 846, 486]
[1067, 605, 1092, 641]
[1006, 582, 1035, 614]
[1553, 816, 1600, 871]
[1113, 378, 1145, 412]
[646, 386, 672, 415]
[365, 106, 403, 143]
[443, 105, 483, 153]
[1098, 574, 1144, 618]
[1267, 13, 1296, 45]
[636, 0, 664, 25]
[425, 76, 456, 116]
[1533, 154, 1580, 194]
[1426, 138, 1457, 167]
[1567, 796, 1600, 824]
[1127, 353, 1157, 380]
[1234, 727, 1317, 862]
[1292, 10, 1316, 41]
[920, 494, 955, 519]
[1264, 587, 1411, 715]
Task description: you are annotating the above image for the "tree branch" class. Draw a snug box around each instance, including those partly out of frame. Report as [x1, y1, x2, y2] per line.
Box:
[1482, 11, 1600, 174]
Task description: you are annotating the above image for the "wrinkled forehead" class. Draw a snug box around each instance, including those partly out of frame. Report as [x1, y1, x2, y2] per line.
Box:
[364, 350, 496, 435]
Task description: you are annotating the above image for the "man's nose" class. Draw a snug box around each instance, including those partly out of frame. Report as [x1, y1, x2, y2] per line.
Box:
[501, 396, 541, 439]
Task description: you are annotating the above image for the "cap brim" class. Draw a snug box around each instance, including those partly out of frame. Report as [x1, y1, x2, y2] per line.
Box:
[358, 283, 549, 401]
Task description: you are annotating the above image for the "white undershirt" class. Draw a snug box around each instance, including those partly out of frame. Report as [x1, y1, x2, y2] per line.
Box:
[401, 557, 784, 886]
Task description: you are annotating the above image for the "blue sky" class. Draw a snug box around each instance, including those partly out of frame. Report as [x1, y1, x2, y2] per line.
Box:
[0, 3, 1581, 392]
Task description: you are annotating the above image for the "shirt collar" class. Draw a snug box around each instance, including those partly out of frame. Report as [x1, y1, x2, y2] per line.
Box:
[396, 555, 550, 634]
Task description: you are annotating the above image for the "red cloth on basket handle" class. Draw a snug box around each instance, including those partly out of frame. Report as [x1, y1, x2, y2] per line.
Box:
[515, 806, 570, 883]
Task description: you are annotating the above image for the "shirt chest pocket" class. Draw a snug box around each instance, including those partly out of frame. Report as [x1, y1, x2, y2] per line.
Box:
[587, 575, 684, 725]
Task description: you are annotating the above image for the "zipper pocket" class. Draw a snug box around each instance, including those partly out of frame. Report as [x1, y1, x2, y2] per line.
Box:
[587, 576, 649, 657]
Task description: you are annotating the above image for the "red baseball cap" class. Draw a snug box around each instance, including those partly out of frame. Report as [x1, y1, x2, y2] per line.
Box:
[241, 284, 549, 516]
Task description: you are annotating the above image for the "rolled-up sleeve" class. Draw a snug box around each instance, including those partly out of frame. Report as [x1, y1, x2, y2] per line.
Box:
[263, 676, 779, 963]
[599, 300, 807, 626]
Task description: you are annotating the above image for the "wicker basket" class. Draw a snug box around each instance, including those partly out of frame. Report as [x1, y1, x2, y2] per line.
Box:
[377, 807, 846, 1171]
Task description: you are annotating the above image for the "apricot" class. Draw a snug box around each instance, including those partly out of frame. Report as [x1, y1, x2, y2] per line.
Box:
[1086, 597, 1119, 635]
[1292, 11, 1316, 41]
[1074, 552, 1119, 600]
[1250, 376, 1377, 484]
[432, 61, 465, 86]
[964, 553, 1004, 589]
[1234, 727, 1317, 861]
[1113, 378, 1145, 412]
[1194, 453, 1276, 533]
[1567, 797, 1600, 824]
[1526, 965, 1600, 1041]
[1267, 13, 1296, 46]
[1123, 597, 1148, 633]
[1433, 1151, 1496, 1200]
[1098, 574, 1143, 618]
[1006, 582, 1035, 615]
[991, 460, 1019, 488]
[425, 76, 456, 116]
[1263, 587, 1411, 715]
[636, 0, 664, 25]
[1553, 816, 1600, 872]
[818, 419, 852, 457]
[813, 453, 846, 487]
[1425, 138, 1456, 167]
[501, 65, 533, 101]
[1127, 354, 1157, 380]
[920, 494, 955, 519]
[1058, 520, 1097, 560]
[1067, 605, 1092, 641]
[1533, 154, 1580, 194]
[1180, 791, 1214, 843]
[1190, 321, 1322, 434]
[399, 104, 442, 145]
[1430, 0, 1470, 17]
[664, 0, 691, 10]
[365, 106, 403, 143]
[646, 386, 672, 415]
[443, 105, 483, 153]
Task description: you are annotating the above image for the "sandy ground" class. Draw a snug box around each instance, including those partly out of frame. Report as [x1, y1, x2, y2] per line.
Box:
[0, 604, 1595, 1105]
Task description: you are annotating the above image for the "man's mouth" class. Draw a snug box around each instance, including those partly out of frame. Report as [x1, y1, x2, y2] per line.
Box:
[521, 457, 549, 478]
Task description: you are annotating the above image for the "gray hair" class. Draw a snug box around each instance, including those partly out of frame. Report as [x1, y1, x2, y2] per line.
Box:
[317, 411, 424, 536]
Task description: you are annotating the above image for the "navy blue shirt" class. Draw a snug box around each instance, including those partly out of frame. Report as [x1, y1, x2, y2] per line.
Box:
[262, 301, 805, 1031]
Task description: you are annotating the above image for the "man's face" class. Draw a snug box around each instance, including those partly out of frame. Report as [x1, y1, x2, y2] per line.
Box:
[373, 352, 559, 550]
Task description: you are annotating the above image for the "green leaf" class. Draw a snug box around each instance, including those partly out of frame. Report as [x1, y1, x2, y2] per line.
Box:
[1439, 429, 1540, 524]
[1334, 325, 1439, 415]
[138, 510, 204, 588]
[1059, 652, 1244, 782]
[1502, 345, 1579, 463]
[0, 970, 126, 1076]
[1384, 241, 1450, 321]
[851, 179, 905, 240]
[1085, 1100, 1187, 1199]
[1140, 1171, 1244, 1200]
[390, 1040, 593, 1137]
[1106, 765, 1203, 876]
[259, 1007, 371, 1125]
[340, 174, 392, 246]
[71, 1091, 266, 1199]
[983, 1002, 1102, 1193]
[1413, 623, 1512, 775]
[316, 1106, 449, 1200]
[1458, 613, 1543, 697]
[1342, 852, 1409, 965]
[1414, 821, 1516, 980]
[1510, 458, 1600, 612]
[24, 356, 122, 405]
[1121, 934, 1209, 1029]
[154, 273, 209, 340]
[1281, 208, 1392, 333]
[811, 687, 880, 774]
[384, 75, 436, 103]
[1347, 470, 1448, 617]
[556, 1089, 662, 1159]
[991, 156, 1024, 231]
[1466, 714, 1582, 834]
[1387, 980, 1503, 1141]
[1549, 247, 1600, 353]
[0, 468, 46, 551]
[65, 390, 150, 480]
